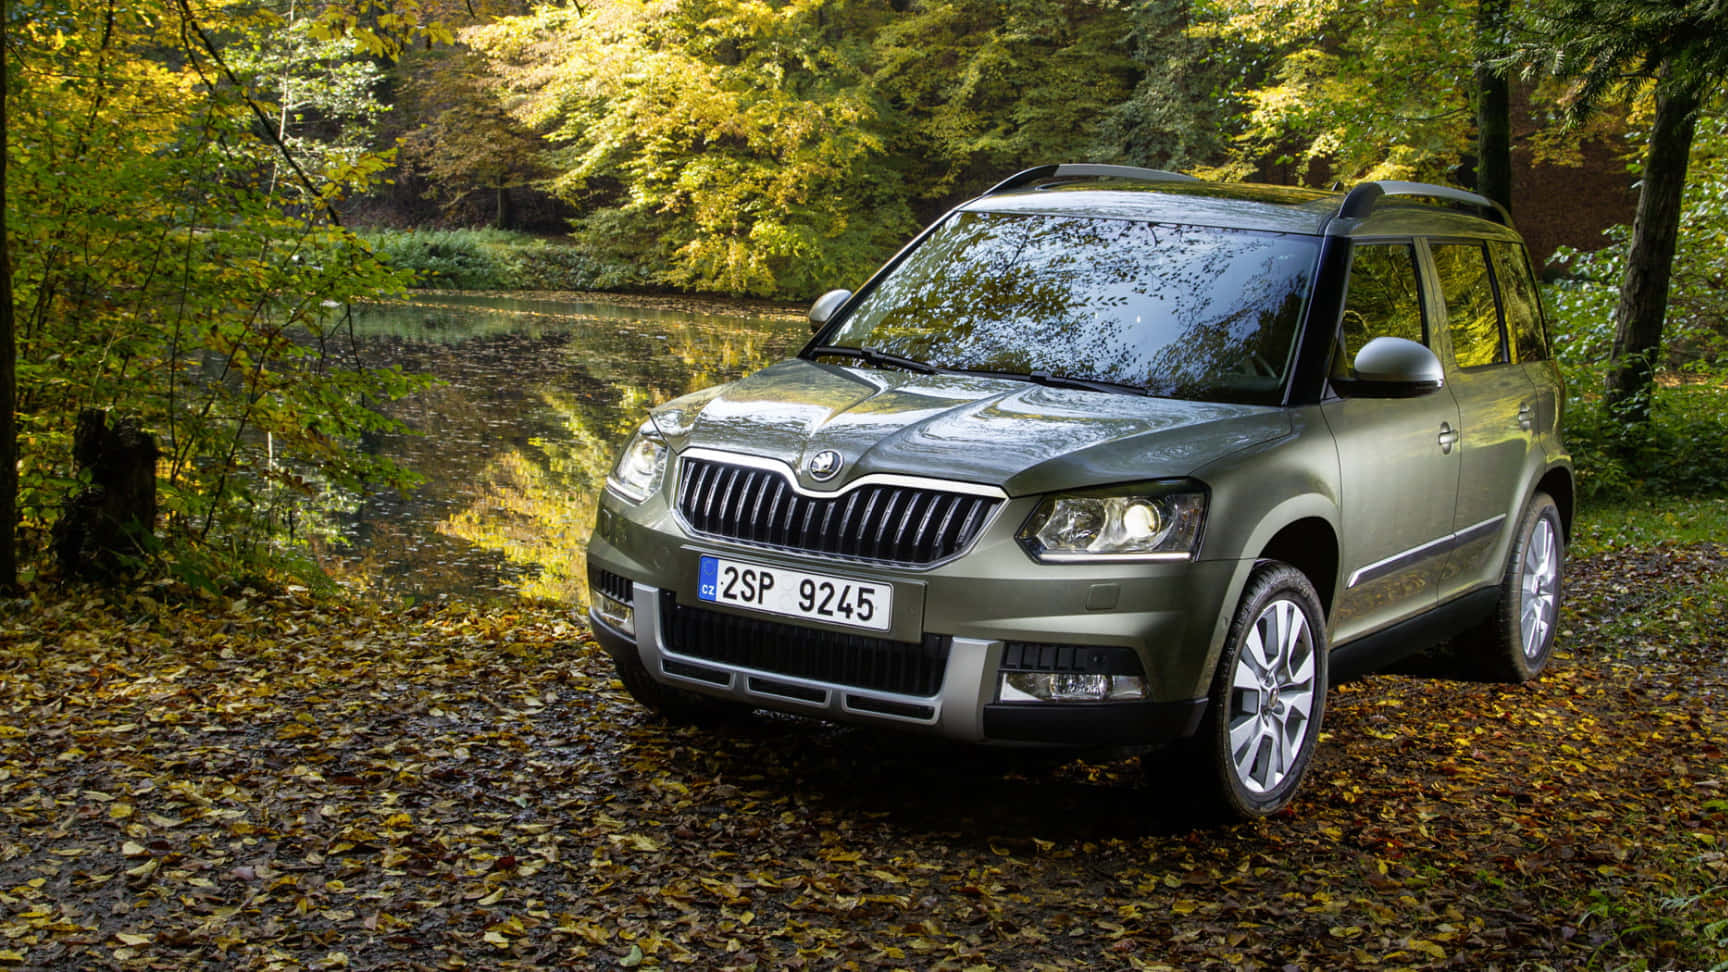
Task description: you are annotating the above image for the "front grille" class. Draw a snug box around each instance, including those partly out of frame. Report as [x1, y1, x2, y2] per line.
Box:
[660, 591, 950, 697]
[676, 457, 999, 566]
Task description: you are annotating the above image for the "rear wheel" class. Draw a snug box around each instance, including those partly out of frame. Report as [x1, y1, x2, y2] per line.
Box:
[1151, 563, 1328, 821]
[1471, 491, 1563, 682]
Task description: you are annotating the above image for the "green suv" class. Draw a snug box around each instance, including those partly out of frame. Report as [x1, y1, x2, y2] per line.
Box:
[585, 165, 1571, 820]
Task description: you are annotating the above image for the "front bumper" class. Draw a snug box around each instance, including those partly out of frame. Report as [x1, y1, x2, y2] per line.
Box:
[587, 489, 1230, 747]
[588, 583, 1206, 745]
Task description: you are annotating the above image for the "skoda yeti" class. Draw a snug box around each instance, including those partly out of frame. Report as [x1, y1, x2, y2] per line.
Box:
[585, 164, 1571, 820]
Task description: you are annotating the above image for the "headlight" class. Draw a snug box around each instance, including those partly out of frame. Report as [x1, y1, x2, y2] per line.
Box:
[1017, 483, 1206, 561]
[605, 423, 668, 504]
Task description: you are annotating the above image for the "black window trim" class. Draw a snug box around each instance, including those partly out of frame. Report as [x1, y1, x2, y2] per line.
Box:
[1314, 237, 1431, 401]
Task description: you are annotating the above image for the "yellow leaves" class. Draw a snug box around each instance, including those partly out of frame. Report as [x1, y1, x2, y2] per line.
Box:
[114, 932, 153, 947]
[607, 833, 661, 853]
[1328, 924, 1364, 939]
[123, 859, 159, 880]
[1407, 938, 1447, 960]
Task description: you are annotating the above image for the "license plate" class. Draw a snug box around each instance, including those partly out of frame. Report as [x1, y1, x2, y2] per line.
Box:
[698, 556, 892, 631]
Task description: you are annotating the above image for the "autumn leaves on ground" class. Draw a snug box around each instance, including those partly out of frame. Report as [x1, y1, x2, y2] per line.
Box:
[2, 545, 1725, 972]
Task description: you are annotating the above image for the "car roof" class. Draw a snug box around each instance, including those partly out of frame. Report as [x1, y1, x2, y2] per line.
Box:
[962, 177, 1522, 242]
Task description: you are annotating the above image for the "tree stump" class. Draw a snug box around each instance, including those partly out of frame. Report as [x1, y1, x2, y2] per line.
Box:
[51, 409, 159, 578]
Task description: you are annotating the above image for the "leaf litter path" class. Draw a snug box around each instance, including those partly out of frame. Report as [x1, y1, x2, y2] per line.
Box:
[1, 546, 1724, 971]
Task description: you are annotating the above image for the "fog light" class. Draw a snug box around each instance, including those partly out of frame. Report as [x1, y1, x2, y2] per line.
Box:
[1000, 672, 1146, 702]
[595, 593, 635, 638]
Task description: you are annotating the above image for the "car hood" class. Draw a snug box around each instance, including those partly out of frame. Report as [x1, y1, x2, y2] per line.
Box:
[650, 358, 1291, 496]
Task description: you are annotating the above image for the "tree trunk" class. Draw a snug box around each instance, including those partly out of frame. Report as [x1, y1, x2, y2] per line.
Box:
[1604, 80, 1700, 429]
[1, 19, 17, 592]
[495, 183, 515, 231]
[51, 409, 159, 579]
[1474, 0, 1512, 213]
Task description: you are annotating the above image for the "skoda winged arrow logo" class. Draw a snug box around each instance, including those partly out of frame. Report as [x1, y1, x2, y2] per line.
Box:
[807, 449, 844, 482]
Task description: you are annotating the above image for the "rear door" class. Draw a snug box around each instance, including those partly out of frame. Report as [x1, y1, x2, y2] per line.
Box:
[1322, 241, 1462, 643]
[1425, 239, 1538, 601]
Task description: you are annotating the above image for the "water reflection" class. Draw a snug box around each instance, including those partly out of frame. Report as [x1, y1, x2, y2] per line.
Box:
[330, 293, 805, 604]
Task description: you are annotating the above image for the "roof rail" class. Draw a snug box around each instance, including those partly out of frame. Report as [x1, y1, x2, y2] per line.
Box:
[1338, 180, 1512, 226]
[984, 164, 1200, 196]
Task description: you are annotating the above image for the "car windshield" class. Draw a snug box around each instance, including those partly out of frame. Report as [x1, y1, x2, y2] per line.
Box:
[820, 211, 1319, 404]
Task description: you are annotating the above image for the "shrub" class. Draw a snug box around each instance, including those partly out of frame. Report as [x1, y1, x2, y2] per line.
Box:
[357, 228, 644, 292]
[1562, 365, 1728, 501]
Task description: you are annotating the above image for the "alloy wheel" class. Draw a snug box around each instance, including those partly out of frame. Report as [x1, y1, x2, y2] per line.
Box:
[1520, 516, 1560, 660]
[1228, 598, 1318, 795]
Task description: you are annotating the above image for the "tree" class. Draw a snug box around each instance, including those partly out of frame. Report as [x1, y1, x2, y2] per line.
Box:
[1094, 0, 1255, 173]
[1476, 0, 1513, 211]
[1520, 0, 1728, 427]
[5, 0, 432, 584]
[396, 46, 553, 230]
[2, 3, 16, 590]
[1186, 0, 1480, 183]
[870, 0, 1140, 204]
[468, 0, 922, 298]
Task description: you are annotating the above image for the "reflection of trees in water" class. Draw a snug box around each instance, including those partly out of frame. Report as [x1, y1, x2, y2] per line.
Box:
[839, 213, 1315, 402]
[439, 390, 612, 604]
[382, 305, 801, 603]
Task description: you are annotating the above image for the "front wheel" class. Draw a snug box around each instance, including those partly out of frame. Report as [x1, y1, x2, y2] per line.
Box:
[1153, 563, 1329, 821]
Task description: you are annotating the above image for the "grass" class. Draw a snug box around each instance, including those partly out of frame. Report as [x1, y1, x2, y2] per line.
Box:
[1572, 494, 1728, 556]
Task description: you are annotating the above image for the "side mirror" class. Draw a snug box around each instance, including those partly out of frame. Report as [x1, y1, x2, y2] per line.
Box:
[807, 288, 852, 332]
[1335, 336, 1445, 398]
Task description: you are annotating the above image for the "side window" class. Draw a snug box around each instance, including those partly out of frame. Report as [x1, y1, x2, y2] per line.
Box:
[1337, 243, 1425, 377]
[1432, 242, 1507, 368]
[1489, 241, 1549, 362]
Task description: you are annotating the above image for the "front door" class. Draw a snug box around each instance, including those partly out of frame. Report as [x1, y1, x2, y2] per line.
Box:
[1322, 241, 1463, 644]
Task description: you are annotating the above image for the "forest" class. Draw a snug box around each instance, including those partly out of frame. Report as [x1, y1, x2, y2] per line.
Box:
[3, 2, 1728, 968]
[3, 0, 1728, 584]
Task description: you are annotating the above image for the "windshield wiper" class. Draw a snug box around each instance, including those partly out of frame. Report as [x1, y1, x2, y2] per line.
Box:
[962, 368, 1148, 396]
[808, 344, 938, 375]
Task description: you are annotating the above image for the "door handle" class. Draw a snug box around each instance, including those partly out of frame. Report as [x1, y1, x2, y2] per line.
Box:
[1517, 403, 1534, 431]
[1437, 422, 1460, 454]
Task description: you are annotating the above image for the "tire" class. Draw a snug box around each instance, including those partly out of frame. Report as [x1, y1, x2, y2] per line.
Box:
[1471, 491, 1564, 683]
[611, 647, 752, 725]
[1152, 563, 1329, 821]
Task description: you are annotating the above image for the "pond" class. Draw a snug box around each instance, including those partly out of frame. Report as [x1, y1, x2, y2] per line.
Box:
[330, 291, 809, 605]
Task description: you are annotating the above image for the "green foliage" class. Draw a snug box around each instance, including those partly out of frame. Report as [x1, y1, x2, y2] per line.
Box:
[1562, 368, 1728, 501]
[226, 4, 391, 199]
[464, 0, 1145, 299]
[6, 0, 430, 585]
[1547, 113, 1728, 369]
[394, 45, 553, 228]
[1514, 0, 1728, 123]
[871, 0, 1140, 200]
[1094, 0, 1252, 171]
[1183, 0, 1478, 182]
[359, 228, 643, 291]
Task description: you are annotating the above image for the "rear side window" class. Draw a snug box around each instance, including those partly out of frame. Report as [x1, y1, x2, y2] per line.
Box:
[1337, 243, 1425, 377]
[1489, 242, 1549, 362]
[1432, 242, 1506, 368]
